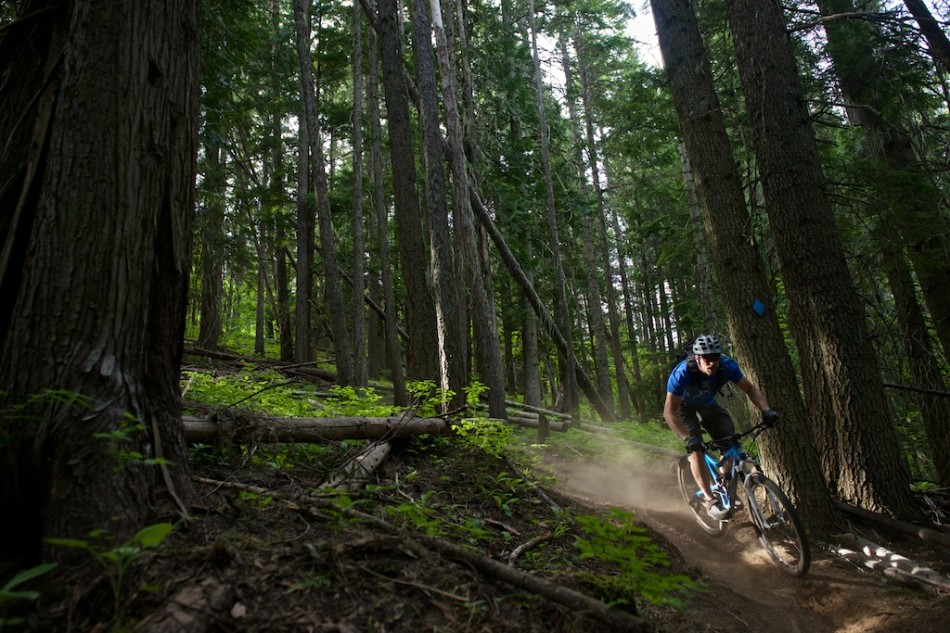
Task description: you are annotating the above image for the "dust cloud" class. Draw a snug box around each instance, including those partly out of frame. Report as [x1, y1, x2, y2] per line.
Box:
[546, 447, 685, 516]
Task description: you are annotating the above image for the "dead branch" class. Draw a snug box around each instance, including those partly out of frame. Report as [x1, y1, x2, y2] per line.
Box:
[419, 535, 646, 631]
[484, 518, 521, 536]
[508, 532, 553, 567]
[837, 533, 950, 596]
[325, 441, 393, 490]
[469, 186, 613, 422]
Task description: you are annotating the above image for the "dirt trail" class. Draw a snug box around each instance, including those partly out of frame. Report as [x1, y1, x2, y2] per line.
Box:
[548, 450, 950, 633]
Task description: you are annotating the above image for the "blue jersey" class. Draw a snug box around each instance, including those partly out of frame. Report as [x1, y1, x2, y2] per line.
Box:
[666, 355, 743, 406]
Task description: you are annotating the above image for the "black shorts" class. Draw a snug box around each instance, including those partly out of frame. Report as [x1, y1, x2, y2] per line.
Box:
[677, 402, 735, 450]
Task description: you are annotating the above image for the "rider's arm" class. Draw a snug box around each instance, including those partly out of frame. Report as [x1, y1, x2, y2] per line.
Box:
[663, 392, 690, 440]
[736, 377, 770, 412]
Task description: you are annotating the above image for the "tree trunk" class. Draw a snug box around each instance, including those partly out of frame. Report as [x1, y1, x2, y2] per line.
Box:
[677, 142, 717, 334]
[560, 35, 614, 421]
[268, 0, 293, 362]
[367, 11, 407, 404]
[377, 0, 440, 382]
[275, 243, 293, 361]
[410, 0, 466, 410]
[351, 1, 368, 387]
[903, 0, 950, 73]
[197, 143, 225, 351]
[574, 34, 631, 420]
[182, 415, 451, 443]
[256, 253, 267, 355]
[528, 0, 578, 416]
[607, 185, 646, 420]
[0, 0, 200, 562]
[819, 0, 950, 371]
[471, 190, 613, 421]
[430, 0, 507, 418]
[293, 0, 353, 385]
[294, 109, 314, 363]
[651, 0, 839, 532]
[726, 0, 918, 518]
[883, 240, 950, 486]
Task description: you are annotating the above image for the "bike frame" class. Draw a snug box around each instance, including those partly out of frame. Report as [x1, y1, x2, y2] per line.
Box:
[697, 426, 765, 520]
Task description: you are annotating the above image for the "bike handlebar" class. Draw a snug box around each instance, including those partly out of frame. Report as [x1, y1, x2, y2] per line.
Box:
[702, 419, 772, 450]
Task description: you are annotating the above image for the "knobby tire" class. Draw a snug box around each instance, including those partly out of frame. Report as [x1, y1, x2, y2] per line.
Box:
[743, 473, 811, 577]
[676, 456, 727, 537]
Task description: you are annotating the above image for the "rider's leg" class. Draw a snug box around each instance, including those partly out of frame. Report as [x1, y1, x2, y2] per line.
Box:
[677, 406, 716, 501]
[699, 403, 736, 478]
[688, 449, 715, 501]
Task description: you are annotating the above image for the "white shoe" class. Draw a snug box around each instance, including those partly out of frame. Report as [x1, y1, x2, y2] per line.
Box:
[705, 498, 728, 521]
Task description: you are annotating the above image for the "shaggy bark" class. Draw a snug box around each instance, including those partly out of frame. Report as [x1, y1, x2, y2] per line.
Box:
[0, 0, 200, 562]
[726, 0, 918, 518]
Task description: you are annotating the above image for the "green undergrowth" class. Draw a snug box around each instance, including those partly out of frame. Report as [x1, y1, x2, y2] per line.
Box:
[179, 367, 702, 611]
[180, 367, 399, 418]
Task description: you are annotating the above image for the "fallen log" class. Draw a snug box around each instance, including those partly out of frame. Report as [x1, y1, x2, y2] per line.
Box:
[489, 416, 569, 433]
[183, 345, 338, 382]
[182, 415, 450, 443]
[500, 398, 572, 421]
[837, 532, 950, 596]
[834, 500, 950, 549]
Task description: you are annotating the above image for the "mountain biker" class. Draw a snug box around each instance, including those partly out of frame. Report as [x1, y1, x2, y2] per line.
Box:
[664, 334, 779, 520]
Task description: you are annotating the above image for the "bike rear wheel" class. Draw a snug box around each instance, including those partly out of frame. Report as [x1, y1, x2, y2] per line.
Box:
[743, 473, 810, 576]
[676, 456, 727, 537]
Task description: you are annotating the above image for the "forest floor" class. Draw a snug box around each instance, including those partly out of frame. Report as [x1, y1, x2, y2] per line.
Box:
[18, 423, 950, 632]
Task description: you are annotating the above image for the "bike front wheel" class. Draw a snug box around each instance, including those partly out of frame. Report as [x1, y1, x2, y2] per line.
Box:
[743, 473, 810, 576]
[676, 456, 727, 537]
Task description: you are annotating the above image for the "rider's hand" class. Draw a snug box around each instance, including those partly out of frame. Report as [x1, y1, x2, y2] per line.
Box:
[762, 409, 780, 427]
[684, 435, 704, 453]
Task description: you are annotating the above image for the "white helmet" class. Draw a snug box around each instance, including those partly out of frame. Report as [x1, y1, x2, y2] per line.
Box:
[692, 334, 722, 355]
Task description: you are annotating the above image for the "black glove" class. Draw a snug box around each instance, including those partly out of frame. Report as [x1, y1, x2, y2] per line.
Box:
[684, 435, 704, 453]
[762, 409, 780, 427]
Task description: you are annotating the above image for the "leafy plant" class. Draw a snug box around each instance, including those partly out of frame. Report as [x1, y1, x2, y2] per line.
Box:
[47, 523, 174, 626]
[464, 381, 488, 408]
[288, 574, 332, 592]
[573, 508, 701, 607]
[385, 490, 445, 536]
[321, 385, 397, 417]
[180, 368, 320, 417]
[454, 418, 513, 458]
[406, 380, 446, 418]
[94, 412, 171, 470]
[0, 563, 57, 629]
[237, 490, 274, 509]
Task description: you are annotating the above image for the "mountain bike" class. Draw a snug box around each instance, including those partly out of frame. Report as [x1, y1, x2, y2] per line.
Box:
[675, 421, 811, 576]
